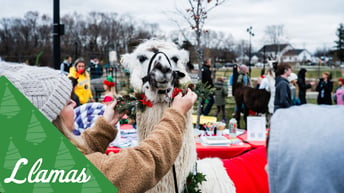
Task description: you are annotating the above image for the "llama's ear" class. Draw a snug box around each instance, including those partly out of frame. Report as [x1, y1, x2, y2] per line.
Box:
[120, 53, 132, 72]
[173, 70, 186, 79]
[177, 71, 185, 78]
[178, 50, 190, 67]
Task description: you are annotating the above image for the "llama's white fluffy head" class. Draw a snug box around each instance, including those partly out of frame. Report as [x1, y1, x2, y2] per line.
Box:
[121, 39, 190, 102]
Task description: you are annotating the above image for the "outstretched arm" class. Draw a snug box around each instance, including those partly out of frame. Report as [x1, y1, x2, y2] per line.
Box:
[83, 90, 197, 193]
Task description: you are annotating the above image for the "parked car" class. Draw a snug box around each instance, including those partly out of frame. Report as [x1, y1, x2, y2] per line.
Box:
[255, 62, 264, 67]
[214, 63, 223, 69]
[224, 63, 235, 67]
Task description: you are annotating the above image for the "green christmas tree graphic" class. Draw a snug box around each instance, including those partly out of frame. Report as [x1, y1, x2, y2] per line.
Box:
[80, 165, 102, 193]
[32, 182, 54, 193]
[0, 84, 21, 118]
[0, 180, 4, 192]
[25, 113, 47, 145]
[0, 76, 118, 192]
[4, 138, 22, 170]
[55, 137, 76, 170]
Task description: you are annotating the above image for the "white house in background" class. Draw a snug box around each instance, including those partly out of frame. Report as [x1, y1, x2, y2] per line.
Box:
[258, 44, 294, 60]
[282, 49, 313, 63]
[236, 54, 249, 64]
[251, 55, 259, 64]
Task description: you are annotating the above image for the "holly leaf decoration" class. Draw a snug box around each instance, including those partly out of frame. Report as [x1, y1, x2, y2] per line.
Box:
[176, 81, 214, 100]
[183, 170, 207, 193]
[115, 95, 137, 115]
[135, 92, 153, 112]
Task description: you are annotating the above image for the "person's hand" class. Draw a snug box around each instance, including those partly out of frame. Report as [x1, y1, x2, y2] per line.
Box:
[171, 88, 197, 115]
[310, 81, 316, 86]
[103, 99, 124, 127]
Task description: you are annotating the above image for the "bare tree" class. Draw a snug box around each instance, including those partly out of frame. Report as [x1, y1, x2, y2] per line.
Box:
[264, 24, 287, 58]
[0, 11, 169, 66]
[235, 39, 249, 64]
[264, 24, 284, 45]
[174, 0, 227, 128]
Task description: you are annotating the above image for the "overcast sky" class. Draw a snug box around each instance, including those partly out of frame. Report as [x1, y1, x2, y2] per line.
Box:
[1, 0, 343, 53]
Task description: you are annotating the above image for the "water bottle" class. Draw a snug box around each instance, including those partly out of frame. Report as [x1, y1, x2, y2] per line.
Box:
[229, 118, 237, 138]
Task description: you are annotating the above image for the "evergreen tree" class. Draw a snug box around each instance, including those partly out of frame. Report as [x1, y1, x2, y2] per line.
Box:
[335, 23, 344, 63]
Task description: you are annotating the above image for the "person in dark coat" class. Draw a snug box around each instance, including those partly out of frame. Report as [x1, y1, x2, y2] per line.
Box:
[201, 58, 214, 115]
[60, 55, 72, 76]
[89, 57, 103, 79]
[68, 77, 81, 108]
[214, 77, 228, 122]
[297, 68, 314, 104]
[316, 72, 333, 105]
[274, 63, 292, 112]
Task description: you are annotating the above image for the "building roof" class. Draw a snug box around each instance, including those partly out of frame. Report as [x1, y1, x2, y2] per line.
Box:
[258, 44, 291, 53]
[283, 49, 305, 56]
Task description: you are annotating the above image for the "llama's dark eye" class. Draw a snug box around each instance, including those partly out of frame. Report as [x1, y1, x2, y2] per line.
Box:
[138, 55, 148, 63]
[171, 56, 179, 64]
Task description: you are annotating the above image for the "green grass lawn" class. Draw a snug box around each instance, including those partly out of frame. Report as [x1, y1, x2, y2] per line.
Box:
[211, 67, 340, 125]
[193, 93, 318, 129]
[214, 66, 344, 82]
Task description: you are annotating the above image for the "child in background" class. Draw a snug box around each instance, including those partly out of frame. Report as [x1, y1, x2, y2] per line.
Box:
[102, 75, 116, 103]
[288, 73, 300, 106]
[334, 77, 344, 105]
[214, 77, 228, 122]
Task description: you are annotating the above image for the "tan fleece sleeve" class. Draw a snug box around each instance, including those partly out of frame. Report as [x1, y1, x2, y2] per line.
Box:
[82, 117, 118, 153]
[85, 108, 187, 193]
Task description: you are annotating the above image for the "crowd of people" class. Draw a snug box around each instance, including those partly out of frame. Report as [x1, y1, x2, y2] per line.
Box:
[58, 55, 117, 107]
[2, 54, 344, 193]
[213, 60, 343, 123]
[59, 55, 344, 125]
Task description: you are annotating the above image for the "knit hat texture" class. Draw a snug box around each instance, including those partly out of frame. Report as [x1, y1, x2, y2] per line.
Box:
[339, 77, 344, 85]
[239, 64, 249, 73]
[288, 73, 298, 82]
[0, 61, 72, 121]
[103, 75, 115, 87]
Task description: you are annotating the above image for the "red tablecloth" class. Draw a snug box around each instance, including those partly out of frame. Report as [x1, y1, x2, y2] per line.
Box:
[223, 147, 269, 193]
[195, 142, 251, 159]
[237, 132, 266, 148]
[106, 137, 252, 160]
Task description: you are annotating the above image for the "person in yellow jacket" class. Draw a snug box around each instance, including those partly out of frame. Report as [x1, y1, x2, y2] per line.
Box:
[68, 58, 93, 104]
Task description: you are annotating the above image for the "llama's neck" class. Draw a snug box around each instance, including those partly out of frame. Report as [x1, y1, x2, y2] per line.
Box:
[136, 103, 170, 140]
[136, 103, 197, 193]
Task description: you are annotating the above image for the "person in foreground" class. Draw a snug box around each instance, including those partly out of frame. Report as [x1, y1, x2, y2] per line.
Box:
[267, 104, 344, 193]
[0, 62, 198, 193]
[274, 63, 292, 112]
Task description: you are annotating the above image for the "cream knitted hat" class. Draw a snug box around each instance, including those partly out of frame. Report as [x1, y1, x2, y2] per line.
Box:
[288, 73, 298, 82]
[0, 61, 72, 121]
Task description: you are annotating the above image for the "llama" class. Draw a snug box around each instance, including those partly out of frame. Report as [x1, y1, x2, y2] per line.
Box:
[233, 61, 276, 129]
[233, 82, 270, 129]
[121, 39, 235, 193]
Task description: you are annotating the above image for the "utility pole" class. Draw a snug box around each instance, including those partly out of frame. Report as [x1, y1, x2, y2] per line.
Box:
[53, 0, 64, 69]
[246, 26, 254, 77]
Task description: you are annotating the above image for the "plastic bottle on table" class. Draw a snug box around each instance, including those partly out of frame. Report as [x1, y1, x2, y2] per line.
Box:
[229, 118, 237, 138]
